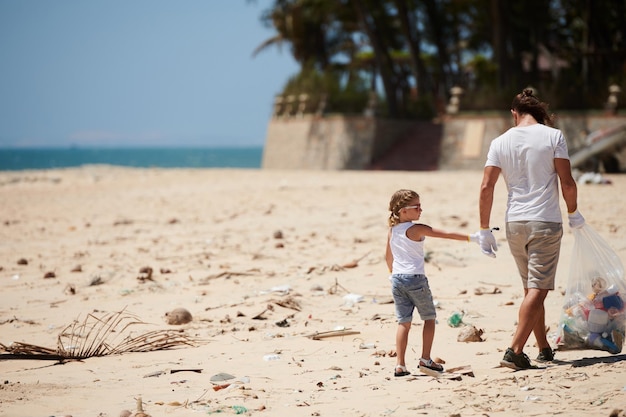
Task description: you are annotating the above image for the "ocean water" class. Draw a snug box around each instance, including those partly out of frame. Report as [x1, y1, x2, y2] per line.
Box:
[0, 147, 264, 171]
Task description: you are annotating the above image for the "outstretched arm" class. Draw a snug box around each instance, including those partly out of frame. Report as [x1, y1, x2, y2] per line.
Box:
[406, 224, 471, 242]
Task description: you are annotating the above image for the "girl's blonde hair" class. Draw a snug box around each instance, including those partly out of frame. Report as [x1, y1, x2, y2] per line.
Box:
[388, 189, 419, 227]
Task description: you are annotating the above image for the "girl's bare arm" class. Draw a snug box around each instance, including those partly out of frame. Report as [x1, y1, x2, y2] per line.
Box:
[385, 229, 393, 271]
[407, 224, 469, 242]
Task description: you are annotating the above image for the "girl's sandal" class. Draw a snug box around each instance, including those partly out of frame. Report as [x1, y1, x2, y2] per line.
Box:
[394, 364, 411, 377]
[419, 358, 444, 375]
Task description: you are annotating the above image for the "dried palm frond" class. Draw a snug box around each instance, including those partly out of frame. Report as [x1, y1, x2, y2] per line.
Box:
[1, 308, 199, 361]
[57, 309, 198, 359]
[0, 342, 65, 360]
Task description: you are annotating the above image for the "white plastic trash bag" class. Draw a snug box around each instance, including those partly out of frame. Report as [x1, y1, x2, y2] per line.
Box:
[556, 224, 626, 354]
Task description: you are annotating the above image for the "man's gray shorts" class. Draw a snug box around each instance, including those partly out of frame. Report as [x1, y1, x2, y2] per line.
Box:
[506, 221, 563, 290]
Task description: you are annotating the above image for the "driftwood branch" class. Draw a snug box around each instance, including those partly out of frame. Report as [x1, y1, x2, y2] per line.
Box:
[306, 329, 361, 340]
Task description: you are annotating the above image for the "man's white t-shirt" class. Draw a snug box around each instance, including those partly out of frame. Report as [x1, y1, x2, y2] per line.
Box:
[485, 123, 570, 223]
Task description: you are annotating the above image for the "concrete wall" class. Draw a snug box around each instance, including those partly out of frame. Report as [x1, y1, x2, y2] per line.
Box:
[262, 112, 626, 171]
[261, 115, 418, 170]
[438, 113, 626, 170]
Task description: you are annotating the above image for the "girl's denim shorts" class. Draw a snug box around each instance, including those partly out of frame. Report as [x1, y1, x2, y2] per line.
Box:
[390, 274, 436, 323]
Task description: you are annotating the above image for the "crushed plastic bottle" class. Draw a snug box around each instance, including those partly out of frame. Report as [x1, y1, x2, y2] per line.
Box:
[447, 311, 464, 327]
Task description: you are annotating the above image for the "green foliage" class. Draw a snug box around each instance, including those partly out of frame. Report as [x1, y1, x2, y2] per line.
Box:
[409, 94, 437, 120]
[467, 55, 498, 89]
[256, 0, 626, 114]
[281, 66, 369, 114]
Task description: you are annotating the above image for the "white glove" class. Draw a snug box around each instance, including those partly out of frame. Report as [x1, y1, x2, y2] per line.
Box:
[475, 229, 497, 258]
[568, 210, 585, 229]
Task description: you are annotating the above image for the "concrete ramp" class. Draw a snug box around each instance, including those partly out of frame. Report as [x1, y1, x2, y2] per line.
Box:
[368, 122, 443, 170]
[570, 124, 626, 170]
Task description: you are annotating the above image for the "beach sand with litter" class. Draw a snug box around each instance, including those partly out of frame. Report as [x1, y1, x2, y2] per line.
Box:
[1, 167, 625, 417]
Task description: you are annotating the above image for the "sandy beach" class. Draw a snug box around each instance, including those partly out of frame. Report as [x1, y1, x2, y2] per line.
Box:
[1, 166, 625, 417]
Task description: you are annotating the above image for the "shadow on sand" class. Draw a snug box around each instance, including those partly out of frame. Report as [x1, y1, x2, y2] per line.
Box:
[550, 353, 626, 368]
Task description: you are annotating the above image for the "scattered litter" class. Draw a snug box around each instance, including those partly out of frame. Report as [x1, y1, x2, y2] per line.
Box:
[144, 368, 202, 378]
[263, 354, 281, 361]
[260, 284, 291, 295]
[447, 312, 464, 327]
[577, 172, 612, 185]
[271, 296, 302, 311]
[275, 318, 290, 327]
[474, 286, 501, 295]
[343, 293, 364, 307]
[252, 304, 274, 320]
[446, 365, 474, 377]
[210, 373, 249, 390]
[306, 328, 361, 340]
[164, 308, 193, 325]
[209, 372, 236, 383]
[457, 325, 484, 342]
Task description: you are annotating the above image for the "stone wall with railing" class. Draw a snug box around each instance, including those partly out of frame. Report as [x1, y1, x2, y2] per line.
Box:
[262, 90, 626, 171]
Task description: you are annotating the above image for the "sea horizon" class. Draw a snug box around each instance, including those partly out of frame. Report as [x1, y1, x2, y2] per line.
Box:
[0, 146, 264, 171]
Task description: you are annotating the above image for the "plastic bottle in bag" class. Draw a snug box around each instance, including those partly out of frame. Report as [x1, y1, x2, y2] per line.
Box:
[557, 224, 626, 354]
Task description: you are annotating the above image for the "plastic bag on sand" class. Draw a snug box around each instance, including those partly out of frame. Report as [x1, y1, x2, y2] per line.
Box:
[556, 224, 626, 354]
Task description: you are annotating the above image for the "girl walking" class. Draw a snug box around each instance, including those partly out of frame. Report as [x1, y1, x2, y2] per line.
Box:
[386, 189, 482, 376]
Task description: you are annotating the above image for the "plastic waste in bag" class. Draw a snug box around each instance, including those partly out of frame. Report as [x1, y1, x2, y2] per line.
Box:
[556, 224, 625, 354]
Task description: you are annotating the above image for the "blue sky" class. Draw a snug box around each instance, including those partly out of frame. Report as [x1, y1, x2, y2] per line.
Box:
[0, 1, 299, 148]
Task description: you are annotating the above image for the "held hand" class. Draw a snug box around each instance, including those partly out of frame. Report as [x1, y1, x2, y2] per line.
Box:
[568, 210, 585, 229]
[476, 229, 497, 258]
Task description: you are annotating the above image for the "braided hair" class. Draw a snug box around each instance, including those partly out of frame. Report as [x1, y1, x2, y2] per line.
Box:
[511, 88, 554, 126]
[388, 189, 419, 227]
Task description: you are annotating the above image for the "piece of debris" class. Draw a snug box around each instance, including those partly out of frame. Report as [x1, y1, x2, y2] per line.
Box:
[252, 304, 274, 320]
[446, 365, 474, 377]
[144, 368, 203, 378]
[306, 328, 361, 340]
[474, 286, 501, 295]
[89, 275, 104, 286]
[137, 266, 153, 282]
[165, 308, 192, 325]
[457, 325, 484, 342]
[271, 296, 302, 311]
[210, 372, 236, 383]
[132, 396, 151, 417]
[64, 284, 76, 295]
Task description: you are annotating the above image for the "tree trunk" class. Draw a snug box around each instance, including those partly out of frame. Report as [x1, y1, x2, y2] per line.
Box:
[352, 0, 400, 117]
[394, 0, 430, 96]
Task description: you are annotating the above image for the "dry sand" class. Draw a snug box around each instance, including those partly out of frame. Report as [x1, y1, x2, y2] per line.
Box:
[0, 167, 625, 417]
